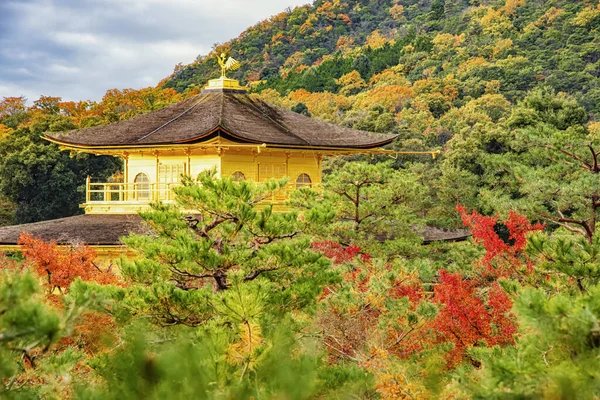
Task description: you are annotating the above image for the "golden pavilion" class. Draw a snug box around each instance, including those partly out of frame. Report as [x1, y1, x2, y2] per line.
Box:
[0, 65, 429, 260]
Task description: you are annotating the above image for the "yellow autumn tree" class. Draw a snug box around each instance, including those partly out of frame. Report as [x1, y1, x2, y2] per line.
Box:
[572, 2, 600, 27]
[479, 7, 515, 37]
[255, 89, 292, 109]
[491, 38, 513, 59]
[0, 124, 12, 138]
[456, 57, 491, 78]
[337, 70, 366, 96]
[432, 33, 464, 55]
[336, 36, 356, 52]
[289, 90, 350, 120]
[588, 121, 600, 137]
[0, 96, 27, 119]
[500, 0, 525, 17]
[389, 4, 404, 20]
[369, 68, 411, 88]
[366, 30, 389, 49]
[354, 86, 414, 113]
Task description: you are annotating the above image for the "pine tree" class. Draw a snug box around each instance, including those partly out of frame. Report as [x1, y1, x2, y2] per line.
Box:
[107, 170, 338, 326]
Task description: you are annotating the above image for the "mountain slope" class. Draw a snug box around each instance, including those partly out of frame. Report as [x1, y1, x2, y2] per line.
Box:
[164, 0, 600, 116]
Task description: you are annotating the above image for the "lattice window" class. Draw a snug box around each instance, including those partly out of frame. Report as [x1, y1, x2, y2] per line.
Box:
[158, 164, 184, 185]
[259, 163, 286, 181]
[134, 173, 150, 200]
[295, 173, 312, 189]
[231, 171, 246, 181]
[158, 164, 184, 200]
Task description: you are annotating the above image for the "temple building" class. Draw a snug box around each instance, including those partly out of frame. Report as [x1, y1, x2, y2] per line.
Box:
[2, 69, 444, 260]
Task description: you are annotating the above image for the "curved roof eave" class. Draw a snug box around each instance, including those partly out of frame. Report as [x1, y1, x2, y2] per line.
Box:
[43, 127, 398, 151]
[42, 92, 399, 150]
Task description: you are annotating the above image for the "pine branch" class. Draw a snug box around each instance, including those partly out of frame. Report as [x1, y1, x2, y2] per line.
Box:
[545, 145, 592, 170]
[244, 266, 285, 281]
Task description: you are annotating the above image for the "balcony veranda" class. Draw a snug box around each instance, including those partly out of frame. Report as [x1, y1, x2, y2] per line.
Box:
[82, 177, 296, 214]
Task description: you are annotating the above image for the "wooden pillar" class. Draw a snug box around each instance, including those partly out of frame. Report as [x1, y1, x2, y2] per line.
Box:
[85, 175, 91, 203]
[123, 152, 129, 201]
[316, 153, 323, 184]
[216, 147, 223, 178]
[285, 152, 291, 177]
[186, 148, 191, 177]
[154, 151, 160, 201]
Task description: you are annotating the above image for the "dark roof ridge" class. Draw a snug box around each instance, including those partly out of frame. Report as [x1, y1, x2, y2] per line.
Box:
[233, 94, 312, 146]
[136, 95, 209, 143]
[218, 91, 225, 127]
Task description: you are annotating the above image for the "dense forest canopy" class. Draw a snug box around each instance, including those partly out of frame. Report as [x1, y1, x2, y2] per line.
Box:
[1, 0, 600, 398]
[166, 0, 600, 114]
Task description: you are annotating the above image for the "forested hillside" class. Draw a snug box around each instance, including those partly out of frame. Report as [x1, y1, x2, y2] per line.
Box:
[166, 0, 600, 115]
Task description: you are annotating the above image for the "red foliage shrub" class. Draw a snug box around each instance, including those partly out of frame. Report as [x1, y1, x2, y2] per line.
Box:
[58, 312, 118, 355]
[429, 270, 516, 367]
[17, 233, 120, 292]
[457, 204, 543, 278]
[312, 240, 363, 264]
[389, 282, 423, 304]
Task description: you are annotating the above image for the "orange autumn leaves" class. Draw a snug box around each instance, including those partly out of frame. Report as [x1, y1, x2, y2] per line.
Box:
[17, 233, 120, 293]
[0, 84, 193, 135]
[0, 234, 122, 357]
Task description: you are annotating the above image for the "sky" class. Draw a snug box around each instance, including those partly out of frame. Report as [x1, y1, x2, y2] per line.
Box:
[0, 0, 309, 104]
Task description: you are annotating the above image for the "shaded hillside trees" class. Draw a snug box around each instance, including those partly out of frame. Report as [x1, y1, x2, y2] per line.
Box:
[0, 117, 120, 224]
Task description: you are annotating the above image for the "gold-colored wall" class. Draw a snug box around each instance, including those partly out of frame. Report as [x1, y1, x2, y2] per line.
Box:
[127, 149, 322, 186]
[127, 151, 221, 184]
[221, 150, 321, 186]
[82, 144, 323, 214]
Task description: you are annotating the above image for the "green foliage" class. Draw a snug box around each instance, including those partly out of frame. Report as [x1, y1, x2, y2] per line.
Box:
[0, 268, 91, 399]
[464, 284, 600, 399]
[99, 170, 338, 327]
[0, 117, 120, 223]
[77, 321, 373, 399]
[291, 161, 426, 255]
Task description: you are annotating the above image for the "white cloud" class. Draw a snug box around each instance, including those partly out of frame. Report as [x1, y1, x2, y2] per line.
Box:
[0, 0, 310, 103]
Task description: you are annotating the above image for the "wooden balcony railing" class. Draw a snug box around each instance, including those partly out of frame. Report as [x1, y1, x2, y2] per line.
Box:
[85, 178, 179, 203]
[84, 177, 301, 204]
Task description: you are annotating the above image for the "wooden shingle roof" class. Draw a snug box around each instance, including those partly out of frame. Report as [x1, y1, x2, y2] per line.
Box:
[0, 215, 470, 247]
[0, 215, 152, 246]
[45, 92, 397, 149]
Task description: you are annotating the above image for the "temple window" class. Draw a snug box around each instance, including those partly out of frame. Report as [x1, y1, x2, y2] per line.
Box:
[231, 171, 246, 181]
[158, 164, 184, 199]
[259, 163, 286, 181]
[158, 164, 184, 186]
[296, 173, 312, 189]
[134, 173, 150, 200]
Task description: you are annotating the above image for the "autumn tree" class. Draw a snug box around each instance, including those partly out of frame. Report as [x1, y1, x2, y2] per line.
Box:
[0, 261, 109, 398]
[18, 233, 119, 294]
[336, 70, 366, 96]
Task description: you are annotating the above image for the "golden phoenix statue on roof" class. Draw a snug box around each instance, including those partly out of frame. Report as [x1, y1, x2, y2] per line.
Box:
[217, 53, 241, 78]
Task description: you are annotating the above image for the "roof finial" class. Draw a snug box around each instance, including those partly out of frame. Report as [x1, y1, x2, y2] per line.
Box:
[203, 54, 247, 93]
[217, 53, 241, 79]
